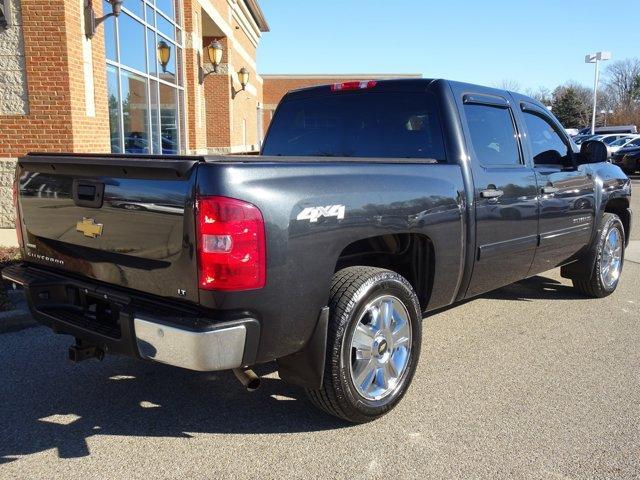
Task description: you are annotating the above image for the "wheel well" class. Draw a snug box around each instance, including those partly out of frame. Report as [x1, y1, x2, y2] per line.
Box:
[604, 198, 630, 245]
[335, 234, 434, 310]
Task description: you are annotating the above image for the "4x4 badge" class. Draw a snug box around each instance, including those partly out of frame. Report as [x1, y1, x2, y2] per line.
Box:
[76, 217, 103, 238]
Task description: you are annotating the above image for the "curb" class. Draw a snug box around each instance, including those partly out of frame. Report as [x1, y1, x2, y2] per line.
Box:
[0, 289, 38, 334]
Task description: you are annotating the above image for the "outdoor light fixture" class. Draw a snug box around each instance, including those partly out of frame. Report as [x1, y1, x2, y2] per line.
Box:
[585, 51, 612, 135]
[238, 67, 250, 90]
[157, 40, 171, 73]
[85, 0, 124, 39]
[230, 67, 250, 99]
[200, 39, 223, 83]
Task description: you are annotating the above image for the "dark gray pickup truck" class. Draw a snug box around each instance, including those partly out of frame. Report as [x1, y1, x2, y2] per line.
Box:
[3, 79, 632, 423]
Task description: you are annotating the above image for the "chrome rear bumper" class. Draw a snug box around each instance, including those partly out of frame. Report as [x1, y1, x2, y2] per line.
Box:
[134, 316, 250, 371]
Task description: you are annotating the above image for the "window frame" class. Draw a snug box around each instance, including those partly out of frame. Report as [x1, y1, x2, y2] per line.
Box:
[462, 94, 525, 169]
[520, 102, 576, 170]
[105, 0, 185, 155]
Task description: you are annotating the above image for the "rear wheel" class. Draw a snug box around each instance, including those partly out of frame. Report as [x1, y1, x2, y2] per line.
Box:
[572, 213, 625, 298]
[306, 266, 422, 423]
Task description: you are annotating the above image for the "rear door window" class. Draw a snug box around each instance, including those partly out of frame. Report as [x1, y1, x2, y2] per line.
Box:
[262, 92, 447, 162]
[463, 104, 521, 166]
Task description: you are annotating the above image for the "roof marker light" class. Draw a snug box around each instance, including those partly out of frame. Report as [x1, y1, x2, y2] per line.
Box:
[331, 80, 377, 92]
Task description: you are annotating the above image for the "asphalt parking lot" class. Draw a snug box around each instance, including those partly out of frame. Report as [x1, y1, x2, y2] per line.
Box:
[0, 178, 638, 480]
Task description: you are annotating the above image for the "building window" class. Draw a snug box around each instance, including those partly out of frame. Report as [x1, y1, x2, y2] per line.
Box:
[104, 0, 184, 155]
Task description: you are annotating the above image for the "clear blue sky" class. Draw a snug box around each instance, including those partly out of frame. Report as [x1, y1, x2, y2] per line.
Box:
[258, 0, 639, 91]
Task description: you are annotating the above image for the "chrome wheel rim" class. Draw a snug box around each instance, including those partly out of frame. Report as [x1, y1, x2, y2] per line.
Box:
[601, 228, 623, 288]
[348, 295, 412, 401]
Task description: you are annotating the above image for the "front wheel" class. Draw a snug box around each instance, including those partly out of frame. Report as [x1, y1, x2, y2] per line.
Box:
[306, 266, 422, 423]
[572, 213, 625, 298]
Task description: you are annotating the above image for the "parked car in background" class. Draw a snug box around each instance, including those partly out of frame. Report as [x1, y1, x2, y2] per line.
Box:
[578, 125, 637, 135]
[573, 134, 595, 145]
[608, 135, 640, 157]
[612, 141, 640, 174]
[565, 128, 579, 137]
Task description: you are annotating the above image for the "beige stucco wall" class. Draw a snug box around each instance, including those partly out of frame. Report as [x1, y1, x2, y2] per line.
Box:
[0, 158, 17, 228]
[0, 0, 28, 115]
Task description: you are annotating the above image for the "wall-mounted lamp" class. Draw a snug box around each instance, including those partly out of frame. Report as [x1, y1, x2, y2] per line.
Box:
[85, 0, 123, 39]
[199, 39, 223, 83]
[231, 67, 250, 99]
[157, 40, 171, 73]
[0, 0, 12, 30]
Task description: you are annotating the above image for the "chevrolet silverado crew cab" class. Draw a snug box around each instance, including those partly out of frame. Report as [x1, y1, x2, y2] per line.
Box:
[4, 79, 632, 423]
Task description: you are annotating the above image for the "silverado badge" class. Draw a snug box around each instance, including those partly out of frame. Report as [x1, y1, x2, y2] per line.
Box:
[76, 217, 103, 238]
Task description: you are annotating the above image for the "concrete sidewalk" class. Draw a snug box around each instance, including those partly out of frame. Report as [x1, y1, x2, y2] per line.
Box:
[627, 240, 640, 264]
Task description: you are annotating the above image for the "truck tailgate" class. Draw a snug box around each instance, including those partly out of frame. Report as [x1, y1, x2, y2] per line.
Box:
[16, 154, 201, 302]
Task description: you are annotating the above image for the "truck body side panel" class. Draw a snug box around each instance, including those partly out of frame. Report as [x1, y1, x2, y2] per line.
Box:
[195, 161, 465, 361]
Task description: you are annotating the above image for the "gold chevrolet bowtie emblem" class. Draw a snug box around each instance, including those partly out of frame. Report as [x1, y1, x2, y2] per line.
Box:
[76, 217, 103, 238]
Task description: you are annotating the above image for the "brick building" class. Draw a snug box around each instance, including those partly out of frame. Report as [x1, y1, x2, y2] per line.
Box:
[0, 0, 268, 228]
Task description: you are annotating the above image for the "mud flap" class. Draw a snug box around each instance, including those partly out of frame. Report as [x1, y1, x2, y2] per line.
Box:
[277, 307, 329, 390]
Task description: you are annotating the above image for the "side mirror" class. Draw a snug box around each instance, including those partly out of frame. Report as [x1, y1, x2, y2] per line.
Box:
[579, 140, 608, 164]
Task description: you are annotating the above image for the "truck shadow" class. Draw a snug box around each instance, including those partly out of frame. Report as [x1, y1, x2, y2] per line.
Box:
[0, 328, 345, 464]
[0, 273, 586, 463]
[481, 275, 586, 302]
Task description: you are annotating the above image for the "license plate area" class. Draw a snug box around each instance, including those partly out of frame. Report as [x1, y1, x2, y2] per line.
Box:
[32, 284, 126, 339]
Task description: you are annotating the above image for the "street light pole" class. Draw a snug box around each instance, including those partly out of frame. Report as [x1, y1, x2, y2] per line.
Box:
[585, 51, 611, 135]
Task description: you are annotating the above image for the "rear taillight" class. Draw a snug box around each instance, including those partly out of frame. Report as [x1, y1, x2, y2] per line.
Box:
[13, 174, 23, 248]
[331, 80, 377, 92]
[196, 195, 266, 291]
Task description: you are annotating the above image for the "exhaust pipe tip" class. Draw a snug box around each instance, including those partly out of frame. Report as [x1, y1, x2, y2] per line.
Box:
[233, 368, 261, 392]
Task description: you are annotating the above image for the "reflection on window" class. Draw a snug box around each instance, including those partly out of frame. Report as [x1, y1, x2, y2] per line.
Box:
[107, 65, 122, 153]
[125, 0, 144, 19]
[160, 83, 178, 154]
[119, 13, 146, 73]
[121, 70, 150, 154]
[523, 112, 570, 167]
[464, 104, 520, 166]
[147, 29, 157, 76]
[150, 80, 160, 154]
[157, 14, 175, 40]
[103, 2, 117, 61]
[157, 40, 176, 84]
[262, 93, 446, 160]
[156, 0, 175, 20]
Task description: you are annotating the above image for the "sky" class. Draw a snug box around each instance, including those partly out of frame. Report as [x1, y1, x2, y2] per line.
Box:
[257, 0, 639, 92]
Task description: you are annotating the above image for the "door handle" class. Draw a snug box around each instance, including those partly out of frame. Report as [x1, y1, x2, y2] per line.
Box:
[480, 188, 504, 199]
[541, 186, 559, 194]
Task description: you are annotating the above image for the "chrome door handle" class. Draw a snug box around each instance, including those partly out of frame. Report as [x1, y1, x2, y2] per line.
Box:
[480, 188, 504, 199]
[541, 186, 559, 194]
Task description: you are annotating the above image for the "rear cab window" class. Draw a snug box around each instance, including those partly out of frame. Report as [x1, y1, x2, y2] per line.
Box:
[262, 90, 447, 162]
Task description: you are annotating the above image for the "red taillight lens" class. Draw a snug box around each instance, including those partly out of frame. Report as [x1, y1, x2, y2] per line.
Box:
[331, 80, 377, 92]
[196, 196, 266, 291]
[13, 174, 23, 248]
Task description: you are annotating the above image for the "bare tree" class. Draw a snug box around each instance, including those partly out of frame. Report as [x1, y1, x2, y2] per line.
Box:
[494, 79, 522, 92]
[604, 58, 640, 108]
[525, 86, 552, 105]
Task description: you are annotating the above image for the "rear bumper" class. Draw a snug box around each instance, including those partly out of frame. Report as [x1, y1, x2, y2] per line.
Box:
[2, 263, 260, 371]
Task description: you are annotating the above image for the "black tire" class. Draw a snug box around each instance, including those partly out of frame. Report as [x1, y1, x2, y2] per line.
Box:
[306, 266, 422, 423]
[572, 213, 625, 298]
